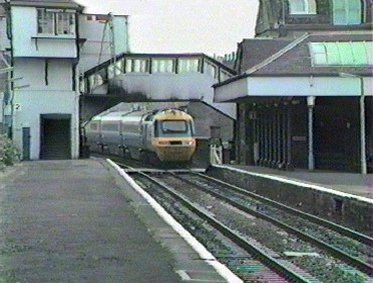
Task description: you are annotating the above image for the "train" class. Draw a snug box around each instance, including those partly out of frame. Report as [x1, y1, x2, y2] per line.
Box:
[83, 108, 197, 163]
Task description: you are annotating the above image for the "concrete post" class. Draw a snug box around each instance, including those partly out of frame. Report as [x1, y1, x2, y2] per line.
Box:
[360, 78, 367, 174]
[307, 96, 315, 171]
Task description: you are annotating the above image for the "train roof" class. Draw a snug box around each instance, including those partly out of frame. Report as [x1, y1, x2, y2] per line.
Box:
[90, 108, 192, 122]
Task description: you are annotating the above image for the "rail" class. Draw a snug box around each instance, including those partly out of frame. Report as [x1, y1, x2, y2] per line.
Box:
[172, 173, 373, 276]
[131, 170, 315, 283]
[196, 173, 373, 247]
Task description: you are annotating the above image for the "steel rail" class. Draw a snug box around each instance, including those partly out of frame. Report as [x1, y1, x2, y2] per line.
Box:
[171, 173, 373, 276]
[195, 172, 373, 247]
[134, 171, 314, 283]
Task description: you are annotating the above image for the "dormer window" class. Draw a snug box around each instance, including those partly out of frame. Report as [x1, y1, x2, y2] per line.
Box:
[37, 9, 75, 35]
[332, 0, 362, 25]
[289, 0, 317, 15]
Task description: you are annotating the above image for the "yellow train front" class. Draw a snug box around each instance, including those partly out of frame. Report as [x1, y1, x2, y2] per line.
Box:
[150, 109, 196, 162]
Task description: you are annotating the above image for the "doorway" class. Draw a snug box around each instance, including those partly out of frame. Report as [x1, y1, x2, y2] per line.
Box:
[314, 98, 359, 171]
[40, 114, 71, 160]
[22, 127, 30, 160]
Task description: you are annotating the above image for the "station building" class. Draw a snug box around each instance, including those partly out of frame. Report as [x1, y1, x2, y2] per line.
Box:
[214, 0, 373, 173]
[0, 0, 128, 160]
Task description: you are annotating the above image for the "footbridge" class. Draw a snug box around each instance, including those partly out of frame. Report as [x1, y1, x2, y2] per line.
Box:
[80, 53, 237, 122]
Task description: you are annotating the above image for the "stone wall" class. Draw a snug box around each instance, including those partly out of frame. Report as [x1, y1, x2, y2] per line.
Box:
[207, 166, 372, 235]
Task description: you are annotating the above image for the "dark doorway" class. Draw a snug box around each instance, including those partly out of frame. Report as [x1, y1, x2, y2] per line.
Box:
[40, 114, 71, 160]
[22, 127, 30, 160]
[314, 97, 359, 172]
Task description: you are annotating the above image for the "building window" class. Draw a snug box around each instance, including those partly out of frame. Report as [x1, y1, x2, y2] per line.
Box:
[204, 61, 218, 79]
[309, 41, 372, 66]
[102, 123, 119, 132]
[37, 9, 75, 35]
[289, 0, 317, 15]
[88, 74, 104, 90]
[332, 0, 362, 25]
[125, 59, 149, 73]
[152, 59, 174, 73]
[108, 59, 125, 79]
[178, 58, 200, 73]
[219, 70, 232, 82]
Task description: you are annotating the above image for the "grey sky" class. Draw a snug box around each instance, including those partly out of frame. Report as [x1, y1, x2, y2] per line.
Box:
[76, 0, 259, 56]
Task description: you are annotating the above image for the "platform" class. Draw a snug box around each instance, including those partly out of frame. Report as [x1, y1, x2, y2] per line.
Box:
[208, 164, 372, 235]
[223, 165, 373, 200]
[0, 159, 238, 283]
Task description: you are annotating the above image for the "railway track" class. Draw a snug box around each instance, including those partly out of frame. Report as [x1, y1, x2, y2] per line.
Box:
[115, 161, 373, 282]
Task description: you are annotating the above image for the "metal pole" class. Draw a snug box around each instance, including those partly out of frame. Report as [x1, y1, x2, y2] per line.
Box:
[360, 78, 367, 174]
[277, 110, 282, 167]
[307, 96, 315, 170]
[263, 111, 268, 166]
[287, 105, 292, 169]
[281, 111, 287, 169]
[258, 111, 263, 165]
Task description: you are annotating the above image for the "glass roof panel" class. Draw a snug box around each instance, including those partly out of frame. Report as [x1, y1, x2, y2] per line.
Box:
[309, 42, 372, 66]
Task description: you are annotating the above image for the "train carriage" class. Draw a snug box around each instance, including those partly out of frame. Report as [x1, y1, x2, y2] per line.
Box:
[84, 108, 196, 163]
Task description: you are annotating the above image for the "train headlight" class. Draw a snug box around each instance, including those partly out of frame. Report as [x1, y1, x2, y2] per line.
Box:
[183, 140, 195, 146]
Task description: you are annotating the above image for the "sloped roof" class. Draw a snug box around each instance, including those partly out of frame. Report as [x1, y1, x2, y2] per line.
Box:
[247, 31, 373, 76]
[237, 38, 293, 73]
[7, 0, 82, 9]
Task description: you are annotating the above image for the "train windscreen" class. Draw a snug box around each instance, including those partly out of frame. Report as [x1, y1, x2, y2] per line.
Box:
[156, 120, 192, 137]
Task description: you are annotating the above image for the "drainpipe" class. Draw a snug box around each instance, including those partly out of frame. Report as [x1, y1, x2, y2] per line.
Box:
[307, 96, 315, 171]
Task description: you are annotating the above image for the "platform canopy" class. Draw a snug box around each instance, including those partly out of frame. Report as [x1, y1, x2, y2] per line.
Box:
[214, 32, 373, 102]
[214, 75, 373, 102]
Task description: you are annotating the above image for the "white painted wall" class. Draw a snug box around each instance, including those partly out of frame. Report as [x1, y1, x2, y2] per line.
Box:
[79, 14, 129, 73]
[11, 7, 77, 58]
[12, 58, 79, 159]
[109, 72, 236, 118]
[214, 77, 248, 102]
[247, 77, 369, 97]
[14, 58, 73, 91]
[12, 90, 79, 160]
[215, 76, 373, 102]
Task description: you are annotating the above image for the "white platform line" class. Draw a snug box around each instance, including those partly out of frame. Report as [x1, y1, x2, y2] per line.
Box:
[107, 159, 243, 283]
[215, 165, 373, 204]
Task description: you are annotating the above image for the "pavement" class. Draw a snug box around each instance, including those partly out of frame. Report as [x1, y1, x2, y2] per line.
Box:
[0, 159, 229, 283]
[229, 165, 373, 199]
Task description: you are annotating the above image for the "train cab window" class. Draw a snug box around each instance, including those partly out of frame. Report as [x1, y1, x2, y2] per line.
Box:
[155, 120, 191, 137]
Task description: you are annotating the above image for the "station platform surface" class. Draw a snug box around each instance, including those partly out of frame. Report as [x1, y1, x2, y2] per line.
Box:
[221, 165, 373, 200]
[0, 159, 235, 283]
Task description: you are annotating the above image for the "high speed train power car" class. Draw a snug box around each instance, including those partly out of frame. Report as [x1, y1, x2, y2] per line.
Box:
[84, 108, 196, 162]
